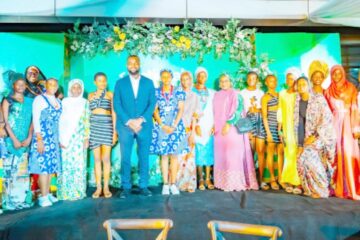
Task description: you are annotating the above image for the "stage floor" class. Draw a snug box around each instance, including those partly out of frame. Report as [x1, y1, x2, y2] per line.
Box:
[1, 187, 360, 240]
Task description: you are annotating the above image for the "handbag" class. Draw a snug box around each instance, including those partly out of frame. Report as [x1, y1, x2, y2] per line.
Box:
[235, 116, 253, 134]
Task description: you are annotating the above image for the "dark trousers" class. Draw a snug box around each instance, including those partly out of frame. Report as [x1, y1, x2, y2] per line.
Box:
[118, 124, 152, 189]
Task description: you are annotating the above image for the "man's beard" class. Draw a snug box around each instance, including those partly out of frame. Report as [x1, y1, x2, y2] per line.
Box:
[128, 68, 140, 76]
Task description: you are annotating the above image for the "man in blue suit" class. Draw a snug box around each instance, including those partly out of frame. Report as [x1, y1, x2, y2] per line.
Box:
[113, 55, 156, 198]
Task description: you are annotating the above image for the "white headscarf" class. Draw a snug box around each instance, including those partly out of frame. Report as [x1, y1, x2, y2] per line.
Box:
[285, 67, 302, 80]
[59, 79, 87, 148]
[195, 67, 208, 80]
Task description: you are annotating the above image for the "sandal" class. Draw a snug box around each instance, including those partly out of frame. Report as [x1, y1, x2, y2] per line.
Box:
[293, 187, 302, 195]
[92, 187, 102, 199]
[270, 182, 280, 191]
[261, 182, 270, 190]
[280, 183, 288, 190]
[205, 179, 215, 190]
[311, 193, 321, 199]
[198, 180, 205, 191]
[103, 188, 112, 198]
[285, 186, 294, 193]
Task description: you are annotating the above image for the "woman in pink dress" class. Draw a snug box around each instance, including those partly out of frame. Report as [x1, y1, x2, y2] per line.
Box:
[213, 74, 259, 191]
[324, 65, 360, 200]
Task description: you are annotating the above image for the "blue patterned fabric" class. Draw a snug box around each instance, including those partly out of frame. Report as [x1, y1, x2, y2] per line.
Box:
[150, 87, 189, 155]
[29, 95, 62, 174]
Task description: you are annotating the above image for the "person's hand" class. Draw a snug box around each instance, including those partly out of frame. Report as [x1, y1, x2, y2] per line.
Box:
[84, 139, 89, 149]
[37, 140, 45, 154]
[266, 132, 273, 143]
[221, 123, 230, 136]
[21, 137, 32, 147]
[13, 138, 22, 149]
[133, 118, 144, 128]
[304, 135, 316, 146]
[188, 133, 195, 146]
[353, 132, 360, 139]
[128, 119, 142, 133]
[0, 126, 6, 138]
[210, 127, 215, 136]
[195, 125, 202, 137]
[297, 147, 304, 158]
[162, 125, 174, 134]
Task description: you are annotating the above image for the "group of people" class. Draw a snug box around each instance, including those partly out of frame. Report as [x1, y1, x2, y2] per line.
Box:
[0, 55, 359, 212]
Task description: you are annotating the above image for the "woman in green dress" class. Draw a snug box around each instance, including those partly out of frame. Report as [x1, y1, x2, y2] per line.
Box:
[2, 73, 33, 210]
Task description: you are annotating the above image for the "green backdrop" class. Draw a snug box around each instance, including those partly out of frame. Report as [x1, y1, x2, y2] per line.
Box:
[0, 31, 341, 187]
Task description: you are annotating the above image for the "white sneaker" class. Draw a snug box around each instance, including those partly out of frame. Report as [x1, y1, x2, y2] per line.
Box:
[48, 194, 59, 203]
[170, 184, 180, 195]
[162, 185, 170, 195]
[38, 196, 53, 207]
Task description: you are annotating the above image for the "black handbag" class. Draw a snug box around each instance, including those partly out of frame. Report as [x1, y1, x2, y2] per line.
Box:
[235, 116, 253, 134]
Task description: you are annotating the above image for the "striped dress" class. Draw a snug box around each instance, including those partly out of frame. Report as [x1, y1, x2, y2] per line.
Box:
[260, 93, 280, 143]
[89, 91, 114, 149]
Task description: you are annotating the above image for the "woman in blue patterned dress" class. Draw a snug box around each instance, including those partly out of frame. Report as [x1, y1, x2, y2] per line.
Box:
[2, 73, 33, 210]
[150, 69, 189, 195]
[29, 78, 62, 207]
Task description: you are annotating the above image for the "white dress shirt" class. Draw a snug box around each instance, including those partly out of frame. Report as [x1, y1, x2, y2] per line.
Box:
[129, 75, 141, 99]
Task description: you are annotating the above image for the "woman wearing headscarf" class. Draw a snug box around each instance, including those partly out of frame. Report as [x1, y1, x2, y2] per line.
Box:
[295, 76, 336, 198]
[308, 60, 329, 95]
[277, 67, 302, 194]
[177, 71, 200, 193]
[193, 67, 215, 190]
[324, 65, 360, 200]
[24, 66, 46, 98]
[58, 79, 90, 201]
[213, 74, 258, 191]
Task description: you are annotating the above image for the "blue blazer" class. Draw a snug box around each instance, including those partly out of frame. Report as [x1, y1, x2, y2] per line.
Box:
[113, 75, 156, 131]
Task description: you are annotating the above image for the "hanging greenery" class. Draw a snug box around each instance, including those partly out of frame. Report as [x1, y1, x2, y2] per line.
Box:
[67, 19, 273, 88]
[68, 19, 255, 63]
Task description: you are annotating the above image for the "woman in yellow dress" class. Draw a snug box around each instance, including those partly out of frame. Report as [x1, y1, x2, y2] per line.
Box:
[277, 68, 302, 194]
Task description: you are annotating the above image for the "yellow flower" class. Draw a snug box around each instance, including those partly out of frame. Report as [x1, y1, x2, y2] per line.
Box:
[119, 32, 126, 40]
[113, 41, 125, 51]
[176, 42, 182, 48]
[179, 36, 186, 43]
[113, 26, 120, 34]
[174, 26, 180, 32]
[185, 39, 191, 49]
[171, 39, 177, 44]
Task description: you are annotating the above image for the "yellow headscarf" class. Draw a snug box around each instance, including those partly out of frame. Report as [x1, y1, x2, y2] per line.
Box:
[308, 60, 329, 80]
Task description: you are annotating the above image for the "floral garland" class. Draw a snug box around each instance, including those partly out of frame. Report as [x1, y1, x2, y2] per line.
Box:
[68, 19, 256, 63]
[67, 19, 272, 87]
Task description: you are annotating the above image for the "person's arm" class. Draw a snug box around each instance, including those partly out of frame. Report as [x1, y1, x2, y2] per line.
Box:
[0, 102, 6, 137]
[261, 94, 272, 142]
[2, 99, 21, 148]
[277, 94, 284, 142]
[108, 92, 118, 144]
[171, 91, 186, 128]
[22, 123, 33, 147]
[350, 88, 360, 137]
[32, 96, 45, 154]
[113, 80, 131, 126]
